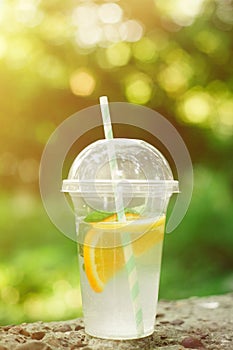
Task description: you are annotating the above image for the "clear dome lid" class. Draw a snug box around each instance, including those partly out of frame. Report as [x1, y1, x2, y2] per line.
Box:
[62, 138, 179, 197]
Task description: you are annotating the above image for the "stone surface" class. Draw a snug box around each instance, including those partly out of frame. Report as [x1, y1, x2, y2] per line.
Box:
[0, 294, 232, 350]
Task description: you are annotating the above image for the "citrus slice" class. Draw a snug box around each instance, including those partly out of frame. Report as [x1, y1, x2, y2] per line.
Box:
[83, 214, 165, 293]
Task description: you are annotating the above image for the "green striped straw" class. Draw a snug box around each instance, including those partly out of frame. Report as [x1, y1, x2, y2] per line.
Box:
[99, 96, 144, 336]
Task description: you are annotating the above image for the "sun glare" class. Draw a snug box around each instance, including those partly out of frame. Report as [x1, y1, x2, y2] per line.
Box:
[217, 98, 233, 128]
[72, 4, 98, 28]
[106, 42, 131, 67]
[133, 37, 157, 62]
[178, 90, 213, 124]
[158, 63, 188, 94]
[195, 30, 222, 55]
[125, 73, 153, 104]
[69, 70, 96, 96]
[72, 2, 143, 48]
[155, 0, 205, 26]
[15, 0, 42, 27]
[120, 20, 144, 42]
[98, 3, 123, 24]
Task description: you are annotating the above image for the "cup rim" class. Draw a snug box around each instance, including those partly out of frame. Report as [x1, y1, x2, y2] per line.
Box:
[61, 179, 179, 195]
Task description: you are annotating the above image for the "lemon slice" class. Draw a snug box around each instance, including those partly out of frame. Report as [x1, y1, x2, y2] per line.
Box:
[83, 214, 165, 293]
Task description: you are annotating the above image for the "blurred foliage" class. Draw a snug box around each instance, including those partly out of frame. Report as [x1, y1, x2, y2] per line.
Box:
[0, 0, 232, 325]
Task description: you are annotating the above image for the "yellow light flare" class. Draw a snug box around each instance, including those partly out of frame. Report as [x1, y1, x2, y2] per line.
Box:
[120, 20, 144, 42]
[195, 30, 221, 55]
[178, 89, 213, 124]
[76, 26, 103, 48]
[72, 3, 143, 47]
[211, 97, 233, 137]
[5, 37, 34, 69]
[164, 48, 192, 66]
[23, 295, 48, 320]
[125, 73, 153, 105]
[98, 3, 123, 24]
[158, 63, 188, 94]
[37, 55, 68, 88]
[65, 288, 82, 309]
[159, 49, 193, 96]
[133, 37, 157, 62]
[155, 0, 204, 26]
[217, 98, 233, 127]
[216, 1, 233, 25]
[39, 15, 72, 45]
[15, 0, 42, 27]
[72, 4, 99, 28]
[103, 24, 121, 43]
[106, 42, 131, 67]
[69, 70, 96, 96]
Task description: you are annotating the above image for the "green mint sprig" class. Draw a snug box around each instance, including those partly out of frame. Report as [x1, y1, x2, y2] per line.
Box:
[84, 208, 139, 223]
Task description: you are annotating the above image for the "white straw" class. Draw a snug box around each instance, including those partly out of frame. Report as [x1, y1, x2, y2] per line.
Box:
[99, 96, 144, 336]
[99, 96, 126, 222]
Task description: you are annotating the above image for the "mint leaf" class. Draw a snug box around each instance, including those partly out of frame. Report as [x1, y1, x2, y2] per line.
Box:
[84, 208, 139, 223]
[84, 210, 114, 222]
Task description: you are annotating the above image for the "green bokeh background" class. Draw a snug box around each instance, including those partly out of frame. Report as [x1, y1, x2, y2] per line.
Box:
[0, 0, 232, 325]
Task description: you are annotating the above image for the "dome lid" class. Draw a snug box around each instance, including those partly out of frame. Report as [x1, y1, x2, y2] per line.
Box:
[62, 138, 179, 197]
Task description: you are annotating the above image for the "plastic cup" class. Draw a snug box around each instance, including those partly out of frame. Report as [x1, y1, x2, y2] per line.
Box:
[62, 138, 179, 339]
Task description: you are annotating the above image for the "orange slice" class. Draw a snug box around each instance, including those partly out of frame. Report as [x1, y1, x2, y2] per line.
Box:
[83, 214, 165, 293]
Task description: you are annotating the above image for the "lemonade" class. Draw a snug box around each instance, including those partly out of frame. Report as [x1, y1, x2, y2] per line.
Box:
[77, 214, 165, 339]
[62, 137, 179, 339]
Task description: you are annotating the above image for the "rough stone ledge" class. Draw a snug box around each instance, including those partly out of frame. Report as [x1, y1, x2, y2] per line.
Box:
[0, 293, 232, 350]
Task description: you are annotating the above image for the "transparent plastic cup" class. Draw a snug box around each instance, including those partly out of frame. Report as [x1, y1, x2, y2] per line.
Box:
[62, 138, 179, 339]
